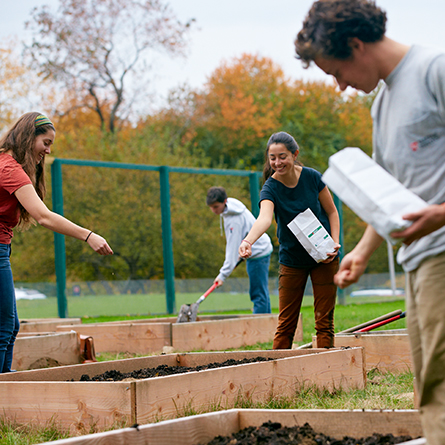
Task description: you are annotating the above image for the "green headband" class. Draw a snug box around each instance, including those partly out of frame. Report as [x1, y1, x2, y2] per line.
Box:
[35, 115, 53, 128]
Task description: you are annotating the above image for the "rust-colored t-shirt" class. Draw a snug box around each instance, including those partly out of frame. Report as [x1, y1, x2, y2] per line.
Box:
[0, 153, 32, 244]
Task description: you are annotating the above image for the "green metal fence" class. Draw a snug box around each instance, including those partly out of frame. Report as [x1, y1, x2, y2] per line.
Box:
[50, 158, 266, 318]
[51, 158, 345, 318]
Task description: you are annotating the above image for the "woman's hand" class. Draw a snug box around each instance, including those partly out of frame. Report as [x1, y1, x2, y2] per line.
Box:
[86, 233, 113, 255]
[321, 243, 341, 263]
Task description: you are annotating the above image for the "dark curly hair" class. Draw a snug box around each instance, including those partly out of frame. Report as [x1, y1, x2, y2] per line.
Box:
[295, 0, 387, 67]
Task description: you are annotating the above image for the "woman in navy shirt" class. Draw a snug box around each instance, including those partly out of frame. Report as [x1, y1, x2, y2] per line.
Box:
[239, 132, 340, 348]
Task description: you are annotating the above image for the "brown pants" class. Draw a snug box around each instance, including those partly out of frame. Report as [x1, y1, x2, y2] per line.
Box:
[273, 259, 338, 349]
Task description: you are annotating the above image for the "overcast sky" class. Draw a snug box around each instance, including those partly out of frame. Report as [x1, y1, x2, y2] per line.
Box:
[2, 0, 445, 108]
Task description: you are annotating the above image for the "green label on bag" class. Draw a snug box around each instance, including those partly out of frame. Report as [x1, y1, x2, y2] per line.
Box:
[308, 225, 322, 238]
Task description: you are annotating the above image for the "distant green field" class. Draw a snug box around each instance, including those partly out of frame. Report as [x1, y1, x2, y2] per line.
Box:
[16, 291, 404, 319]
[16, 292, 275, 319]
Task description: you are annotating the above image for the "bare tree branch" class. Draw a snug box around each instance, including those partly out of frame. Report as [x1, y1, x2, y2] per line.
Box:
[25, 0, 194, 132]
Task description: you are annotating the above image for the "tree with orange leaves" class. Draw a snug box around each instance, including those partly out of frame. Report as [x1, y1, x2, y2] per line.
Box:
[190, 54, 289, 168]
[25, 0, 193, 133]
[281, 79, 373, 172]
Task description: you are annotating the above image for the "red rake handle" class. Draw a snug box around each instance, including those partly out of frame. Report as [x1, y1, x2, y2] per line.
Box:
[196, 283, 218, 304]
[354, 312, 406, 333]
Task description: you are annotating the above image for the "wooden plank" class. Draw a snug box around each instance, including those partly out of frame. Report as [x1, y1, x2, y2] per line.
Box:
[176, 349, 323, 368]
[316, 332, 412, 372]
[272, 347, 366, 396]
[17, 332, 55, 337]
[102, 314, 282, 351]
[0, 381, 133, 432]
[19, 318, 81, 333]
[134, 359, 276, 424]
[57, 314, 301, 353]
[172, 314, 300, 351]
[41, 409, 422, 445]
[134, 348, 365, 424]
[56, 323, 172, 354]
[239, 409, 422, 438]
[0, 350, 320, 382]
[42, 410, 240, 444]
[295, 312, 303, 342]
[0, 354, 180, 381]
[13, 331, 82, 370]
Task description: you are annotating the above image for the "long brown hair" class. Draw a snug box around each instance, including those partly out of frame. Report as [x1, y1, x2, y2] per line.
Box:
[0, 112, 56, 229]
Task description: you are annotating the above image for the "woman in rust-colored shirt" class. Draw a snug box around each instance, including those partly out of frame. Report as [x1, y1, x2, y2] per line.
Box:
[0, 112, 113, 373]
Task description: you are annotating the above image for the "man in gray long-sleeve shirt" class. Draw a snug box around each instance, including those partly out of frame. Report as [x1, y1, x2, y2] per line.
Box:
[295, 1, 445, 443]
[206, 186, 273, 314]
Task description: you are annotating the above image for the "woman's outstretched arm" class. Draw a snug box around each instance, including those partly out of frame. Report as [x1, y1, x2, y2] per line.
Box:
[239, 199, 274, 258]
[14, 184, 113, 255]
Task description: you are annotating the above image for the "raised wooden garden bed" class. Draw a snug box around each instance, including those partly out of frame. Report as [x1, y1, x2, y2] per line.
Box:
[19, 318, 81, 333]
[41, 409, 423, 445]
[0, 348, 364, 433]
[313, 329, 412, 373]
[55, 314, 301, 353]
[13, 331, 83, 370]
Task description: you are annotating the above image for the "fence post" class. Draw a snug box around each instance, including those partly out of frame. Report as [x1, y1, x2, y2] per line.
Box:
[51, 159, 68, 318]
[159, 166, 176, 314]
[249, 171, 261, 218]
[333, 194, 346, 305]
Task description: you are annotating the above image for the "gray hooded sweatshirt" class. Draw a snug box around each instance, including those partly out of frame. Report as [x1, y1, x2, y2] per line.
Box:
[216, 198, 273, 282]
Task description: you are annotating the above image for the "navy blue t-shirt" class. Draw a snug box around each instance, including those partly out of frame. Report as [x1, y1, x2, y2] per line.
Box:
[260, 167, 331, 268]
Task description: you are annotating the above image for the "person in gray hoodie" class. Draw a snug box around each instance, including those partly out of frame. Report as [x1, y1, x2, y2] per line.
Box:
[206, 186, 273, 313]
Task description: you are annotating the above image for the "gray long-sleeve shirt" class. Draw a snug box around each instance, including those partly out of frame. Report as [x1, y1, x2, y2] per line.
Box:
[372, 45, 445, 271]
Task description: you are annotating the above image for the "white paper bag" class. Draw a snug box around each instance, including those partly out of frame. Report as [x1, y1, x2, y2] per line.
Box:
[322, 147, 428, 243]
[287, 208, 337, 263]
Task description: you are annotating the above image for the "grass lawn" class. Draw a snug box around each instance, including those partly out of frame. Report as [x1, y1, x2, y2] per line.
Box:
[16, 290, 405, 322]
[16, 292, 264, 319]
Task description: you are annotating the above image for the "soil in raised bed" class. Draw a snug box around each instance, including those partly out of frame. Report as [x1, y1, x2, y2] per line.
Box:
[77, 357, 274, 381]
[207, 421, 415, 445]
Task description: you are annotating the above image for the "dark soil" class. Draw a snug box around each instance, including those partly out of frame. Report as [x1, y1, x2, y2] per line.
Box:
[207, 421, 414, 445]
[77, 357, 274, 381]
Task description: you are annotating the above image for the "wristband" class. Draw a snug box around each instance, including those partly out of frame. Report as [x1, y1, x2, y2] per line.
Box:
[243, 239, 252, 247]
[85, 231, 93, 242]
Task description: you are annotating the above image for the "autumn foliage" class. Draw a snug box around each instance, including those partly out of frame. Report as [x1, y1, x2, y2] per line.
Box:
[191, 54, 286, 165]
[2, 42, 394, 283]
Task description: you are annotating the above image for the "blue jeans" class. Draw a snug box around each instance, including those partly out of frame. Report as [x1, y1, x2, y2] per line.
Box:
[0, 243, 19, 373]
[246, 254, 271, 314]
